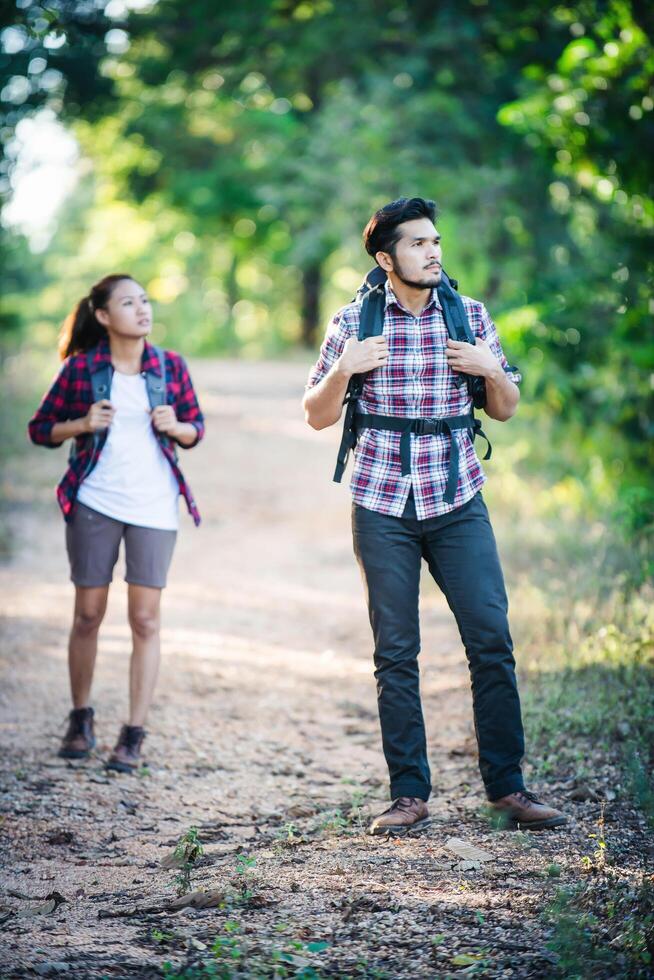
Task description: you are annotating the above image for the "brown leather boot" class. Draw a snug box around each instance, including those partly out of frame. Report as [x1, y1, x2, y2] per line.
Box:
[58, 707, 95, 759]
[368, 796, 431, 836]
[490, 789, 567, 830]
[105, 725, 146, 774]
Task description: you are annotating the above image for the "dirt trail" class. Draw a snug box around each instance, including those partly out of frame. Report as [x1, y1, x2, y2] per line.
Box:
[0, 360, 609, 978]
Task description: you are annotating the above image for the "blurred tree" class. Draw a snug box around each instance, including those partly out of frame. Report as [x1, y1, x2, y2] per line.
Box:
[87, 0, 565, 343]
[1, 0, 117, 337]
[2, 0, 652, 558]
[497, 1, 654, 545]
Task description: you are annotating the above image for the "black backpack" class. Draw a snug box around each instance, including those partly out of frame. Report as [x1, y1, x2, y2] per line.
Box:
[333, 266, 488, 485]
[71, 344, 175, 477]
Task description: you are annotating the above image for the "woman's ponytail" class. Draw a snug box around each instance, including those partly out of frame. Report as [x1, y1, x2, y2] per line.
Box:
[58, 273, 133, 360]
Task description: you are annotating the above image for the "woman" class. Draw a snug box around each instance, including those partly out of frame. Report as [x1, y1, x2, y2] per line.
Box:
[28, 273, 205, 773]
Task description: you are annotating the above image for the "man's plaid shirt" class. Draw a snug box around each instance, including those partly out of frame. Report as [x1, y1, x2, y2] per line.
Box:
[28, 338, 205, 525]
[307, 280, 521, 519]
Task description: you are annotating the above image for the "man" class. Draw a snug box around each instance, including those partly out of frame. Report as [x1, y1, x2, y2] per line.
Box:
[303, 197, 566, 835]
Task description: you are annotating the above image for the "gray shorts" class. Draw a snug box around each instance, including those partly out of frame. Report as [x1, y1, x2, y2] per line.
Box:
[66, 503, 177, 589]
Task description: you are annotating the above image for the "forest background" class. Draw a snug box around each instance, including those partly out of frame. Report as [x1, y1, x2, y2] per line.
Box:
[0, 2, 653, 976]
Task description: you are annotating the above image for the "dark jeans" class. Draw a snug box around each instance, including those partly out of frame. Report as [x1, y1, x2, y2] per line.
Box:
[352, 490, 525, 802]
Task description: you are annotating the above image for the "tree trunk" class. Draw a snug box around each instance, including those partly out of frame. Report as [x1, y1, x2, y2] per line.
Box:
[300, 262, 321, 347]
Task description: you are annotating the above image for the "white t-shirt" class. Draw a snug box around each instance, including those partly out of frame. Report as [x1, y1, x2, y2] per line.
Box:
[77, 371, 180, 530]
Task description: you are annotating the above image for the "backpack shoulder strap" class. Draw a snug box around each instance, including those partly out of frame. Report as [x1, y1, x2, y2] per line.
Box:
[144, 345, 179, 460]
[436, 271, 476, 344]
[333, 271, 386, 483]
[86, 347, 112, 403]
[71, 348, 113, 464]
[358, 281, 386, 341]
[144, 345, 167, 410]
[437, 273, 487, 408]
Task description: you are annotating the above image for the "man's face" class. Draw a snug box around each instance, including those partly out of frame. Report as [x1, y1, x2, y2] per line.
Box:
[379, 217, 442, 290]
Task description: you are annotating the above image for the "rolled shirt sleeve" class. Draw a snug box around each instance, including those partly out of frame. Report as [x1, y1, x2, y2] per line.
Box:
[171, 354, 205, 448]
[28, 362, 73, 447]
[478, 304, 522, 386]
[306, 308, 357, 389]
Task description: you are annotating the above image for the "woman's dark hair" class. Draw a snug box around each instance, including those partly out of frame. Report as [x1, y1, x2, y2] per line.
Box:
[58, 273, 134, 360]
[363, 197, 438, 259]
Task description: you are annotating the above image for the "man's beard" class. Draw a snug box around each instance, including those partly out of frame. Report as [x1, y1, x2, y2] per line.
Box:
[393, 258, 441, 290]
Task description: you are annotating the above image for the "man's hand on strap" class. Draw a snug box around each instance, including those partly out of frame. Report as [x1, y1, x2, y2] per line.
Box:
[338, 336, 389, 378]
[445, 338, 500, 380]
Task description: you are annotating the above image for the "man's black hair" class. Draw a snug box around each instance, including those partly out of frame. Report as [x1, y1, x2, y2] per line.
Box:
[363, 197, 438, 259]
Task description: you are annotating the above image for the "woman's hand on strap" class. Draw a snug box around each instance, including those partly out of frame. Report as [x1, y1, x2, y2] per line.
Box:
[151, 405, 198, 446]
[151, 404, 178, 435]
[84, 399, 115, 433]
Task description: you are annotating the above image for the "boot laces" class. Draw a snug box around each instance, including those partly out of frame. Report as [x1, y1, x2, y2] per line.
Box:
[65, 707, 92, 735]
[516, 790, 542, 807]
[119, 726, 144, 751]
[390, 796, 420, 813]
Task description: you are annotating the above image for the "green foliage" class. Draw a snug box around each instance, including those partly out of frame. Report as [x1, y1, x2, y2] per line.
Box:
[3, 1, 653, 542]
[161, 921, 332, 979]
[545, 879, 654, 978]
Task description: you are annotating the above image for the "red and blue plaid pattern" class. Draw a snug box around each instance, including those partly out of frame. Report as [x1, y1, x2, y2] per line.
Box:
[28, 338, 205, 525]
[307, 281, 521, 519]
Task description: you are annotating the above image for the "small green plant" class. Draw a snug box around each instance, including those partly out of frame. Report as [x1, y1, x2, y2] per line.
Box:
[151, 927, 175, 945]
[274, 821, 304, 850]
[170, 825, 204, 896]
[160, 922, 333, 978]
[318, 809, 349, 835]
[231, 853, 257, 905]
[583, 803, 608, 874]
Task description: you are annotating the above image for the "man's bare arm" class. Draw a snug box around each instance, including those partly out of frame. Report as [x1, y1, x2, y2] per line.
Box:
[303, 336, 389, 430]
[482, 364, 520, 421]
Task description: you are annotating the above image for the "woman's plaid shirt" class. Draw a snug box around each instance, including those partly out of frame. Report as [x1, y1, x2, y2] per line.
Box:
[307, 280, 521, 519]
[28, 339, 205, 525]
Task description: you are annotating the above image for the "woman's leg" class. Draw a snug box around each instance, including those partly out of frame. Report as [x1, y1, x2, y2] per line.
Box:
[106, 523, 175, 771]
[126, 584, 162, 727]
[68, 585, 110, 708]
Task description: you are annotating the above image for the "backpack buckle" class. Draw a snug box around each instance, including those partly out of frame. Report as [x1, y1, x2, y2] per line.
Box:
[414, 418, 440, 436]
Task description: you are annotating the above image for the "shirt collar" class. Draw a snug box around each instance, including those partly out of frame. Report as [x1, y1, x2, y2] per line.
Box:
[383, 277, 441, 314]
[88, 336, 162, 376]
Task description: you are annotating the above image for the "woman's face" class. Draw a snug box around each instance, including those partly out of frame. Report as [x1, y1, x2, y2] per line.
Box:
[96, 279, 152, 340]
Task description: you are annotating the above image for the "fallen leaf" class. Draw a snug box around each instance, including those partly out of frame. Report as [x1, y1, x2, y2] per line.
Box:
[15, 899, 57, 918]
[45, 830, 75, 846]
[451, 952, 485, 966]
[286, 803, 315, 819]
[161, 851, 187, 870]
[168, 889, 225, 911]
[445, 838, 493, 862]
[569, 784, 600, 802]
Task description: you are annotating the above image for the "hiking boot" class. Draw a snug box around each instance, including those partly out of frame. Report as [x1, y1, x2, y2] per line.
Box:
[368, 797, 431, 837]
[490, 789, 568, 830]
[58, 707, 95, 759]
[105, 725, 146, 774]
